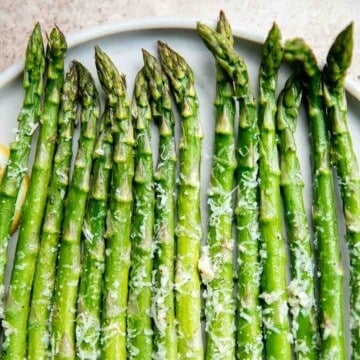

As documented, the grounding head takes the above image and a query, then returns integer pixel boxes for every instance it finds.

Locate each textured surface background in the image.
[0,0,359,89]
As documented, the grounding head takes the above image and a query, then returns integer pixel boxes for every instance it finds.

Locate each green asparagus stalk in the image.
[199,12,236,359]
[285,38,346,359]
[126,68,155,359]
[158,41,203,359]
[51,61,100,360]
[258,24,292,359]
[0,23,45,311]
[27,63,78,360]
[323,23,360,358]
[276,73,319,359]
[2,27,66,360]
[75,103,113,359]
[196,21,263,359]
[95,46,134,360]
[142,49,178,360]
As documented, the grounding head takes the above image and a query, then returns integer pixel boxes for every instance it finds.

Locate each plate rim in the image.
[0,16,359,100]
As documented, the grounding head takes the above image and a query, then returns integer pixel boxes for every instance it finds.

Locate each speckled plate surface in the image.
[0,19,359,355]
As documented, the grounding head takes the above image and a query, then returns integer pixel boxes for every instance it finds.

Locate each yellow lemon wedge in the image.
[0,144,29,234]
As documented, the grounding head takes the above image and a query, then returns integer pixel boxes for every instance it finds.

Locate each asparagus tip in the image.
[324,22,353,84]
[260,22,283,76]
[196,21,207,34]
[218,9,228,28]
[47,26,67,57]
[217,10,233,45]
[284,38,318,77]
[141,48,152,62]
[158,40,169,51]
[94,44,106,61]
[33,22,42,34]
[157,41,170,63]
[27,22,44,49]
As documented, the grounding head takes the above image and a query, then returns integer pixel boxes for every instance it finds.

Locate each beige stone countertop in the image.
[0,0,359,94]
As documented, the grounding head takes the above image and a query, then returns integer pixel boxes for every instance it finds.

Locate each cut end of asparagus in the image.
[260,22,283,77]
[324,22,353,85]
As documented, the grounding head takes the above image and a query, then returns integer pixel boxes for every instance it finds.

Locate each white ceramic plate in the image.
[0,18,359,354]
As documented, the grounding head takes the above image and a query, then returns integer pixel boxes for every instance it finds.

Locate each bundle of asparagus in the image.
[0,10,358,360]
[3,26,67,359]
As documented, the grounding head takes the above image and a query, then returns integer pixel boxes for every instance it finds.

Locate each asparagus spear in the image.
[0,23,45,311]
[323,23,360,358]
[28,63,78,360]
[95,46,134,360]
[2,27,66,360]
[196,21,263,359]
[158,41,203,359]
[51,61,100,360]
[257,24,292,359]
[126,68,155,359]
[75,103,113,358]
[198,12,236,359]
[142,49,178,360]
[285,38,346,359]
[276,73,319,359]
